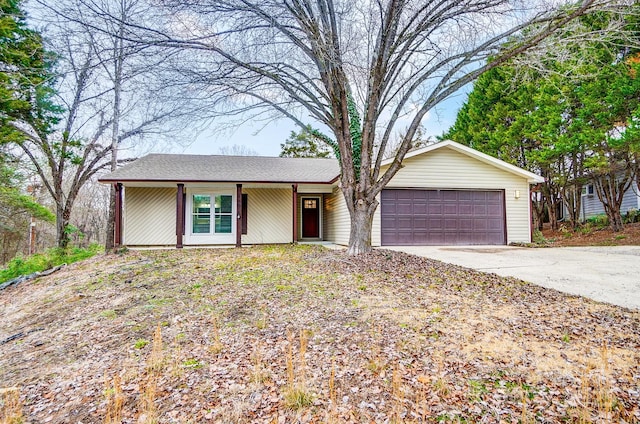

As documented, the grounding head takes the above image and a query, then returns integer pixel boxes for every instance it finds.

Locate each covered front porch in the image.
[112,182,337,248]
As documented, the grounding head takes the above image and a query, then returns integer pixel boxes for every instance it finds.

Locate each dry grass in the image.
[103,374,124,424]
[0,245,638,423]
[0,387,22,424]
[283,330,314,410]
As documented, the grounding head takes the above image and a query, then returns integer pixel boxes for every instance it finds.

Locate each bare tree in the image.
[80,0,610,254]
[218,144,260,156]
[70,177,110,247]
[29,0,199,249]
[7,34,115,248]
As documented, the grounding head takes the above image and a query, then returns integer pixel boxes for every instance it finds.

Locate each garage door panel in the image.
[381,202,396,214]
[412,232,429,244]
[381,189,505,245]
[413,218,427,229]
[396,191,411,199]
[444,219,458,230]
[381,218,397,229]
[427,218,442,228]
[474,219,488,230]
[488,219,503,230]
[413,203,427,214]
[442,191,458,201]
[397,218,413,229]
[473,191,487,201]
[459,219,473,230]
[473,205,487,215]
[428,204,442,214]
[457,191,472,201]
[427,232,445,244]
[458,204,473,215]
[488,204,502,215]
[397,202,413,214]
[443,204,458,214]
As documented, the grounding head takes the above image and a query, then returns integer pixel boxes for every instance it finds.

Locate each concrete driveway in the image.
[385,245,640,310]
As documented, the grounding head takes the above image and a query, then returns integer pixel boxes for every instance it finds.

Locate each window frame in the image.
[185,188,236,244]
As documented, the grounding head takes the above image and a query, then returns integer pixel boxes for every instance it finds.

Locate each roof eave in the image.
[381,140,544,183]
[97,178,340,185]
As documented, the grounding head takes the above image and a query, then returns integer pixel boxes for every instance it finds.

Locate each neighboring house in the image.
[98,140,544,248]
[580,180,640,220]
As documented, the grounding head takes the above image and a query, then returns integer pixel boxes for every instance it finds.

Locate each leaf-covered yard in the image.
[1,245,638,423]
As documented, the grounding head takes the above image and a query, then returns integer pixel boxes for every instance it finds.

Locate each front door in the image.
[301,198,320,238]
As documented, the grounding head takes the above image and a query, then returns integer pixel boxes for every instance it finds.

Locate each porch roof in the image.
[99,154,341,184]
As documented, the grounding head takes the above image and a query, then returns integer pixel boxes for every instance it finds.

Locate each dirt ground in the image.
[1,246,639,423]
[541,221,640,247]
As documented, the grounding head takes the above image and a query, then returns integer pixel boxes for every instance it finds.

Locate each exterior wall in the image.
[241,188,292,244]
[375,147,532,244]
[324,187,351,245]
[580,181,640,220]
[124,187,176,246]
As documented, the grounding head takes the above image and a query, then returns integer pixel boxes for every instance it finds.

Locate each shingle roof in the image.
[99,154,340,184]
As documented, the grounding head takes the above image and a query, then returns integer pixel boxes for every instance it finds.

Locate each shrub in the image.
[585,214,608,229]
[0,244,102,283]
[532,229,547,245]
[623,208,639,224]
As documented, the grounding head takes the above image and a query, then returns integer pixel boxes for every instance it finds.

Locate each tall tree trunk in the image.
[56,205,72,249]
[593,161,633,232]
[547,200,558,230]
[105,186,116,250]
[345,195,378,255]
[563,183,582,229]
[595,176,625,232]
[532,198,545,231]
[104,17,124,251]
[542,179,561,230]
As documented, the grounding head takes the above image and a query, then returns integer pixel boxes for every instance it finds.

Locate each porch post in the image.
[292,184,298,243]
[176,183,184,248]
[114,183,123,247]
[236,184,242,247]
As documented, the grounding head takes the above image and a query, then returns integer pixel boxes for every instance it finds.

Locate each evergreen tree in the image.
[445,11,640,231]
[0,0,56,259]
[0,0,57,141]
[280,125,334,158]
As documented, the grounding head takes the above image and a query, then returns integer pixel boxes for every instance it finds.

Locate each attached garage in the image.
[102,140,543,248]
[371,140,545,247]
[381,189,505,246]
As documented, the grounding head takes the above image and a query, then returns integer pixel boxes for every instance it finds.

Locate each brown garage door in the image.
[381,189,506,245]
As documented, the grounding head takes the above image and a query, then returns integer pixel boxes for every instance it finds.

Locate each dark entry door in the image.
[302,198,320,238]
[381,189,506,245]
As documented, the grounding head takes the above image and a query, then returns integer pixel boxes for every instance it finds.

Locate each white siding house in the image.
[100,140,543,248]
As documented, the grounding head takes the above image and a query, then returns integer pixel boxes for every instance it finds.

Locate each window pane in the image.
[215,195,232,214]
[215,215,232,233]
[193,215,210,233]
[193,195,211,214]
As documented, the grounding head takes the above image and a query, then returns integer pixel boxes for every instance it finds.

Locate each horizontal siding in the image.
[242,188,292,244]
[372,193,381,247]
[324,187,351,245]
[582,181,640,219]
[379,148,531,244]
[124,187,176,245]
[621,185,638,212]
